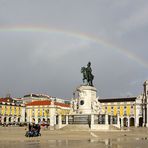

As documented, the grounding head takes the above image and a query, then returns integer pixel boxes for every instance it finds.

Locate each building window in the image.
[80,100,84,105]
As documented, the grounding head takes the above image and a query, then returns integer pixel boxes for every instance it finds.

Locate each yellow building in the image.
[25,100,70,127]
[99,96,143,127]
[0,98,25,125]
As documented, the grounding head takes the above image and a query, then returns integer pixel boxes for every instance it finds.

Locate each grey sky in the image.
[0,0,148,99]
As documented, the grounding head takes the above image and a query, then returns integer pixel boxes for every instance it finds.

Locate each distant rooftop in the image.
[98,97,137,103]
[24,93,51,99]
[26,100,70,108]
[0,97,13,103]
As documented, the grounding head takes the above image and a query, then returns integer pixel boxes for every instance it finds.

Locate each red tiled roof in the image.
[54,102,70,107]
[26,100,70,108]
[0,98,11,103]
[26,100,52,106]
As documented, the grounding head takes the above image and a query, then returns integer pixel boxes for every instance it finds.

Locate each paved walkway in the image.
[0,126,148,140]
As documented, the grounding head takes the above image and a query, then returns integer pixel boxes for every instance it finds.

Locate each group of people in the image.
[25,122,41,137]
[29,123,40,132]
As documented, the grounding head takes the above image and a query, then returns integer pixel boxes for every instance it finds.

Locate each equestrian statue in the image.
[81,62,94,86]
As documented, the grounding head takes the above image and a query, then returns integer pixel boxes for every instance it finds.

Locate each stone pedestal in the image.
[76,85,97,114]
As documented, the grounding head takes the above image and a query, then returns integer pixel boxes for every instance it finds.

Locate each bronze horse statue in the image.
[81,65,94,86]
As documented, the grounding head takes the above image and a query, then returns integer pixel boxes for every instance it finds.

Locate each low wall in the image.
[91,124,110,130]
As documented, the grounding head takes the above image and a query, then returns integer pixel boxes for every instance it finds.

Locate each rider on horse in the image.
[81,62,94,86]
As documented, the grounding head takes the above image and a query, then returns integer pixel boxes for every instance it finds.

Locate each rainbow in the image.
[0,25,147,68]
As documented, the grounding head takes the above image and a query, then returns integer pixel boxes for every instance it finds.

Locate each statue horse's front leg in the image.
[88,80,93,86]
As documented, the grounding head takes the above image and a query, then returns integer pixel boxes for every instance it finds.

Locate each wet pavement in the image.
[1,138,148,148]
[1,127,148,148]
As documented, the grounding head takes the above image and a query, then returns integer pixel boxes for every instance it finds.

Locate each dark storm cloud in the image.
[0,0,148,98]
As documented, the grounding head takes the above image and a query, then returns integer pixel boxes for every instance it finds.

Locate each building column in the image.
[105,114,108,125]
[143,80,148,127]
[16,117,19,123]
[58,115,62,129]
[21,107,25,123]
[50,115,55,127]
[135,103,141,127]
[49,107,56,130]
[90,114,94,129]
[117,115,120,127]
[127,117,130,128]
[121,118,124,127]
[1,116,4,124]
[54,116,57,125]
[146,104,148,127]
[66,115,68,125]
[110,115,113,125]
[11,117,14,123]
[143,106,146,127]
[135,116,139,127]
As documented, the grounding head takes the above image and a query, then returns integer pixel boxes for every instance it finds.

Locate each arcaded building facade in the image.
[98,96,143,127]
[25,100,70,127]
[0,98,25,125]
[98,80,148,127]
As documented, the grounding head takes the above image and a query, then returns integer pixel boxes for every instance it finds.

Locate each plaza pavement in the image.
[1,126,148,148]
[0,126,148,141]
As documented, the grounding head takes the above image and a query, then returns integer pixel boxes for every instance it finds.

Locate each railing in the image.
[94,115,105,124]
[68,115,90,124]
